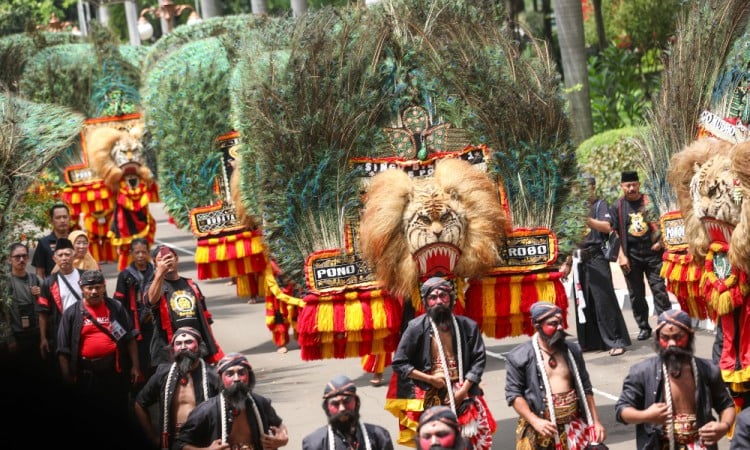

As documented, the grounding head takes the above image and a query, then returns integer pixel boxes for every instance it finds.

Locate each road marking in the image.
[487,350,621,401]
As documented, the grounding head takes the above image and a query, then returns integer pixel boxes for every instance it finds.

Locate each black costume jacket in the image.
[504,339,593,419]
[615,355,734,450]
[301,422,394,450]
[391,314,486,399]
[135,361,221,437]
[174,392,283,450]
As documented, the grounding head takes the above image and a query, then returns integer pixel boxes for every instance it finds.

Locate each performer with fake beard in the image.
[616,310,735,450]
[391,277,495,449]
[301,374,394,450]
[174,353,288,450]
[505,301,606,449]
[134,327,221,449]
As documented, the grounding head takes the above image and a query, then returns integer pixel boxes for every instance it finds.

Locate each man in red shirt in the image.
[57,270,142,416]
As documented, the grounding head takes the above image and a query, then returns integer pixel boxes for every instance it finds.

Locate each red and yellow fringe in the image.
[296,289,402,360]
[195,230,267,297]
[660,250,708,319]
[464,271,567,338]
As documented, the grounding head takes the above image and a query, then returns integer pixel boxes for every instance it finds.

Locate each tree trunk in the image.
[553,0,593,144]
[593,0,606,51]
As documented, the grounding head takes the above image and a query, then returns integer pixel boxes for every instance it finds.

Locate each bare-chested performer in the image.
[616,309,735,450]
[135,327,221,449]
[505,301,607,449]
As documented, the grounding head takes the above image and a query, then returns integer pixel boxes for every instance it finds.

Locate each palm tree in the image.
[554,0,593,144]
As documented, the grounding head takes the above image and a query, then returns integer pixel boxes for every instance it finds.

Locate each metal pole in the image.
[97,4,110,27]
[200,0,221,19]
[124,0,141,45]
[76,0,88,35]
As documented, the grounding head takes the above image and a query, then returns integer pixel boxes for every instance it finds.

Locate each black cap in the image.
[621,171,639,183]
[55,238,74,252]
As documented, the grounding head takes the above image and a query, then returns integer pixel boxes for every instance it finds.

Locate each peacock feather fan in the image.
[142,38,231,229]
[0,92,84,305]
[636,0,750,215]
[231,7,395,287]
[19,39,145,178]
[88,20,143,118]
[710,25,750,126]
[141,14,270,74]
[231,0,584,284]
[19,41,145,117]
[0,31,83,93]
[382,0,577,248]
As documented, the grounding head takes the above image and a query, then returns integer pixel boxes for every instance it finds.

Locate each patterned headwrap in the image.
[171,326,202,345]
[78,270,105,286]
[530,301,561,323]
[655,309,693,334]
[417,405,460,432]
[216,352,252,374]
[323,374,357,399]
[420,277,453,300]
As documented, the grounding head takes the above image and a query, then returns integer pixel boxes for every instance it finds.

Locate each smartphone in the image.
[159,246,171,258]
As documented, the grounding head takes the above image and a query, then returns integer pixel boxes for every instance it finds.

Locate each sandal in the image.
[609,347,625,356]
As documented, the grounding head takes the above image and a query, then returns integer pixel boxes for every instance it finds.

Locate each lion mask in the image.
[87,125,153,192]
[359,157,509,298]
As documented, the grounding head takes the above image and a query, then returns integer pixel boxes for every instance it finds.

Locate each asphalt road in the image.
[97,202,731,450]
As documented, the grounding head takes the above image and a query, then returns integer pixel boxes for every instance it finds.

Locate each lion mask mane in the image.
[87,125,153,192]
[668,137,750,273]
[359,158,509,298]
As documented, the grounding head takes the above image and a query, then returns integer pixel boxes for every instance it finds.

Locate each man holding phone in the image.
[144,245,224,366]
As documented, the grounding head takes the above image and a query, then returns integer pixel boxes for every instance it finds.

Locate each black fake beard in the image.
[224,382,251,410]
[427,304,452,327]
[660,346,692,378]
[329,409,360,435]
[174,350,200,377]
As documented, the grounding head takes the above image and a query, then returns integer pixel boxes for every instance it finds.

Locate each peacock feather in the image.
[383,0,576,235]
[142,17,286,229]
[230,0,580,286]
[232,6,393,286]
[141,14,270,73]
[637,0,750,214]
[88,21,143,118]
[0,92,84,305]
[0,31,83,93]
[710,27,750,126]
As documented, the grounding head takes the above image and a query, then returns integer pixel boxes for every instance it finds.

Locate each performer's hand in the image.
[261,425,289,449]
[430,374,447,390]
[208,439,230,450]
[592,420,606,443]
[530,415,557,438]
[645,402,670,425]
[698,420,730,446]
